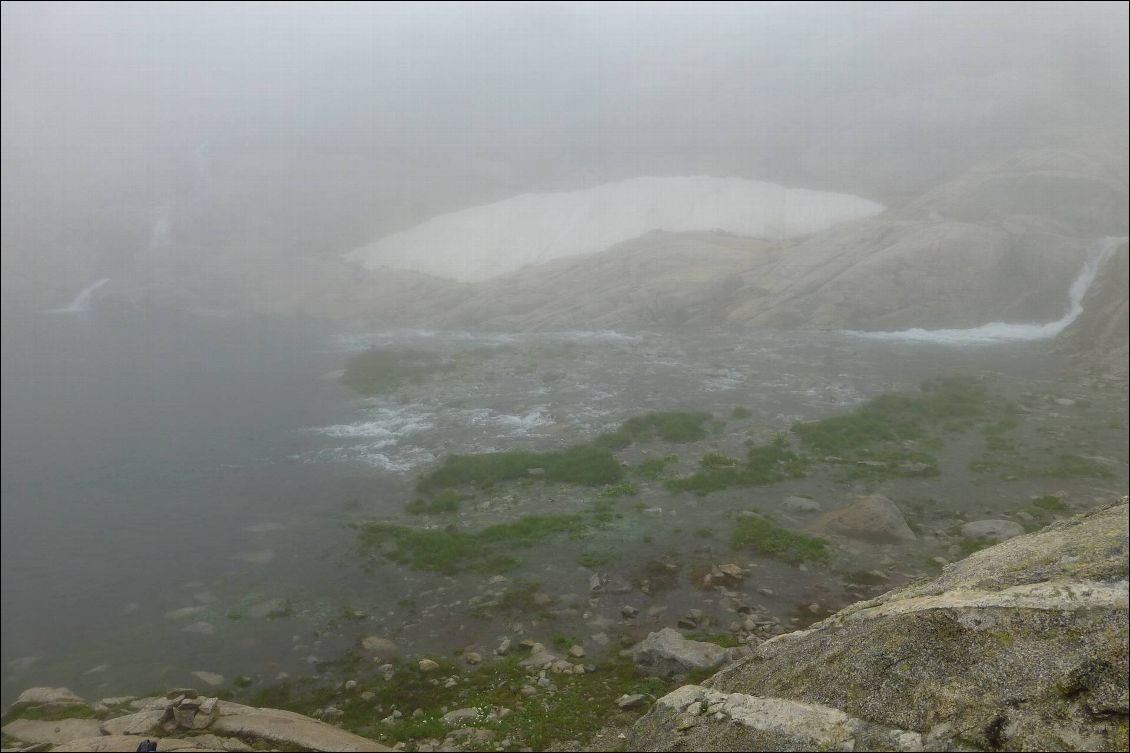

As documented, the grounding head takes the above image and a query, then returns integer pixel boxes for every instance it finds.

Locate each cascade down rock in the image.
[627,499,1129,751]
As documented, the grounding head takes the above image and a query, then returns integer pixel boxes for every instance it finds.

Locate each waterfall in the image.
[48,278,111,314]
[148,207,173,250]
[846,237,1124,345]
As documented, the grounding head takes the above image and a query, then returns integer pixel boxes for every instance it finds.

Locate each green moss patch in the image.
[417,444,623,493]
[731,515,828,564]
[357,515,586,574]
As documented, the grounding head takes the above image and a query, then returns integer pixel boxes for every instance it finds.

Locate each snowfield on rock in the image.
[347,176,885,282]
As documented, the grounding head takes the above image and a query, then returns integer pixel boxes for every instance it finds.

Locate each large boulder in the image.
[622,628,728,678]
[8,687,85,712]
[628,499,1129,751]
[209,701,390,752]
[960,518,1025,541]
[1,718,102,746]
[809,494,916,543]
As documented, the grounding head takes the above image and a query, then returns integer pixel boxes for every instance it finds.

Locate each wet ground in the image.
[3,320,1126,705]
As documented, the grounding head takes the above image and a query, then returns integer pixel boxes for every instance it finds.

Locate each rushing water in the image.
[846,236,1123,344]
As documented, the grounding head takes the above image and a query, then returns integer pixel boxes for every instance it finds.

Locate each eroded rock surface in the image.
[628,499,1129,752]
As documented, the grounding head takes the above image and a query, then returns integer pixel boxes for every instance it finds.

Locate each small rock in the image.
[616,693,649,709]
[495,638,511,655]
[361,636,399,656]
[464,652,482,665]
[568,645,586,658]
[418,659,440,672]
[183,621,216,635]
[192,671,225,687]
[621,605,639,618]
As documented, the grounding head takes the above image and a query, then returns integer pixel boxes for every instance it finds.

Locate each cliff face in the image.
[627,500,1129,752]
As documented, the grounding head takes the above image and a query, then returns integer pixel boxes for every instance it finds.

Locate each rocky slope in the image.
[626,499,1129,752]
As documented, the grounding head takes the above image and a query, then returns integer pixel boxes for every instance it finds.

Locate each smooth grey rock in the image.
[2,718,102,746]
[960,519,1025,541]
[622,628,727,678]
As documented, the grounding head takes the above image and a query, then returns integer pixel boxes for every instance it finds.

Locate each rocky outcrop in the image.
[2,689,391,752]
[627,499,1129,752]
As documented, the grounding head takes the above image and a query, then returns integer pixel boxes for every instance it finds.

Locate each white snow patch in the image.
[347,176,884,282]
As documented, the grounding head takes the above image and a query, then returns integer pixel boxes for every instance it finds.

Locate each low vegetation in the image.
[665,435,809,495]
[793,375,990,455]
[730,514,828,564]
[595,411,712,448]
[417,444,623,493]
[238,654,673,750]
[356,515,586,573]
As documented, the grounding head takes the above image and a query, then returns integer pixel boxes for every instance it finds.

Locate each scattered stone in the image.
[621,605,640,618]
[757,587,775,597]
[464,652,482,665]
[617,694,650,709]
[418,658,440,672]
[495,638,511,655]
[568,645,586,658]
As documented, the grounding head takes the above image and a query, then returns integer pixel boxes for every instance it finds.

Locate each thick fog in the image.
[3,2,1127,311]
[1,2,1128,742]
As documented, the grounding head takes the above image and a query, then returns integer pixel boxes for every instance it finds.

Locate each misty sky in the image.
[2,2,1128,304]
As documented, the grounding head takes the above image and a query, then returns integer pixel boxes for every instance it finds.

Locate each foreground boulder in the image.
[3,692,392,752]
[623,628,729,678]
[809,493,917,543]
[628,499,1129,751]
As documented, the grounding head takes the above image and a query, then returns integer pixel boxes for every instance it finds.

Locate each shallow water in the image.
[0,309,1101,705]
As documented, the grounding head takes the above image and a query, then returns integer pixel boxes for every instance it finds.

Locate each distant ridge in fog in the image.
[347,176,885,282]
